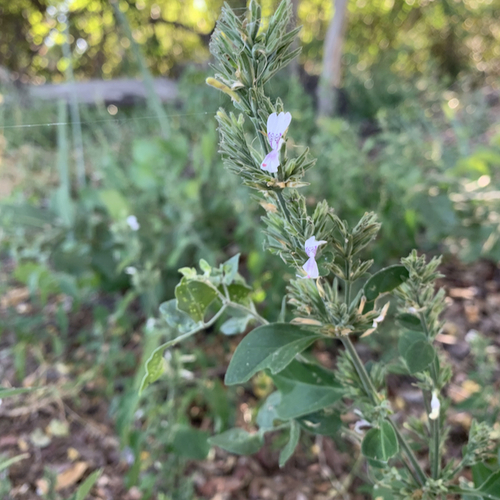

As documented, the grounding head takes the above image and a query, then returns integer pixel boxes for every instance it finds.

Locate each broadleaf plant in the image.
[142,1,499,497]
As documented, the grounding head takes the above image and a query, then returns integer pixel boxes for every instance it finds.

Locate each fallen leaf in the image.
[55,461,89,490]
[30,428,51,448]
[46,419,70,437]
[0,287,29,308]
[67,447,80,461]
[448,287,477,299]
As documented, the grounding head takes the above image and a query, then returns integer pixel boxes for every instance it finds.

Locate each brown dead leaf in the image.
[1,287,29,309]
[259,201,277,213]
[55,461,89,490]
[464,303,480,323]
[435,333,457,345]
[448,287,477,299]
[67,447,80,461]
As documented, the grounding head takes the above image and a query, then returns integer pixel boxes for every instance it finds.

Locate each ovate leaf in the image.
[159,299,199,333]
[256,391,281,430]
[220,314,252,335]
[361,421,399,463]
[209,428,264,455]
[139,347,166,394]
[273,360,344,420]
[296,409,342,436]
[225,323,322,386]
[175,279,217,322]
[171,425,210,460]
[364,265,409,302]
[398,331,435,374]
[405,341,436,374]
[222,254,240,285]
[396,313,423,332]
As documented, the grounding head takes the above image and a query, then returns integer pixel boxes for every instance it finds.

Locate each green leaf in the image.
[398,330,427,357]
[372,484,395,500]
[99,189,129,219]
[139,347,166,394]
[222,254,240,285]
[171,425,210,460]
[406,341,435,374]
[273,360,344,420]
[398,331,435,374]
[175,279,218,322]
[0,387,33,398]
[361,421,399,463]
[473,463,496,487]
[159,299,199,333]
[296,409,342,436]
[256,391,281,430]
[209,428,264,455]
[364,265,409,302]
[279,420,300,467]
[396,313,424,332]
[220,314,252,335]
[0,453,29,473]
[225,283,252,305]
[477,470,500,499]
[224,323,322,386]
[74,469,102,500]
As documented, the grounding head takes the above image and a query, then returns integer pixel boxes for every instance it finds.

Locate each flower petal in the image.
[429,391,440,420]
[261,149,280,173]
[276,112,292,135]
[304,236,327,258]
[302,257,320,279]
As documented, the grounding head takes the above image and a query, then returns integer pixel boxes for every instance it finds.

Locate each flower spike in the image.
[261,111,292,173]
[301,236,327,279]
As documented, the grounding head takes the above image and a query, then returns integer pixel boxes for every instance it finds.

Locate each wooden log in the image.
[27,78,179,105]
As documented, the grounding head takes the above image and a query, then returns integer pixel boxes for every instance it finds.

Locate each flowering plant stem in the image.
[420,310,442,480]
[341,330,427,486]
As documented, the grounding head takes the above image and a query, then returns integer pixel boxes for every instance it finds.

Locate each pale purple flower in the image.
[126,215,140,231]
[261,111,292,174]
[301,236,327,279]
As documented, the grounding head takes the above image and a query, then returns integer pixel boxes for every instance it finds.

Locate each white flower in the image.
[429,391,440,420]
[372,302,390,328]
[261,111,292,173]
[301,236,327,279]
[125,266,137,275]
[126,215,140,231]
[354,419,371,434]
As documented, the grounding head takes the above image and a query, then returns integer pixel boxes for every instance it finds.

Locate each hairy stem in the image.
[419,311,442,480]
[341,336,427,486]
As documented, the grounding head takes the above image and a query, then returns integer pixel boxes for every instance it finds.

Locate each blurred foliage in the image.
[0,0,498,112]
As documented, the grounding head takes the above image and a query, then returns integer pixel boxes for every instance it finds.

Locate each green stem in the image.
[227,301,269,325]
[429,361,441,479]
[220,283,268,325]
[341,336,426,486]
[344,262,351,304]
[420,312,442,480]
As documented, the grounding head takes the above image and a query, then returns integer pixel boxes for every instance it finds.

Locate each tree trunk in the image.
[317,0,349,117]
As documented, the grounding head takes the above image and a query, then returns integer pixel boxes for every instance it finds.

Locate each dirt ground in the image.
[1,256,499,500]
